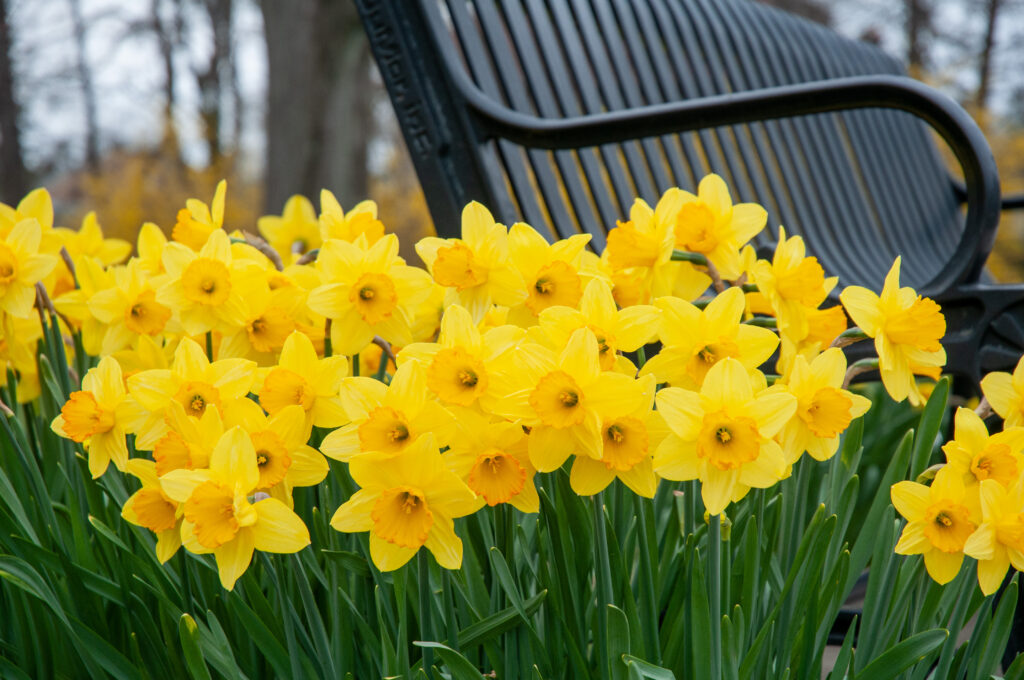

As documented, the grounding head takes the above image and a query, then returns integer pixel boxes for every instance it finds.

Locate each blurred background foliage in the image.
[0,0,1021,271]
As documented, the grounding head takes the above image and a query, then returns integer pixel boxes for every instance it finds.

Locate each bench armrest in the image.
[953,182,1024,210]
[420,2,1000,294]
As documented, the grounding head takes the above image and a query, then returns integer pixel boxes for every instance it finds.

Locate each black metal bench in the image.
[355,0,1024,388]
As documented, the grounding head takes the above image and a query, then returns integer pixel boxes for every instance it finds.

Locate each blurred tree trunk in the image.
[69,0,100,171]
[261,0,370,213]
[975,0,1003,110]
[0,0,28,203]
[198,0,234,163]
[905,0,932,73]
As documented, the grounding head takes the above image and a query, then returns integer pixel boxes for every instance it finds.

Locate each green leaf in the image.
[178,614,213,680]
[855,629,948,680]
[458,590,547,650]
[414,641,485,680]
[321,549,371,578]
[973,577,1018,680]
[608,604,630,680]
[226,593,293,678]
[621,655,676,679]
[910,376,950,479]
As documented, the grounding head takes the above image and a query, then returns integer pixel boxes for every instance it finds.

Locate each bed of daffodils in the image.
[2,175,1024,678]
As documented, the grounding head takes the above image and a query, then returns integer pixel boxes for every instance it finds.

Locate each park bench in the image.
[354,0,1024,389]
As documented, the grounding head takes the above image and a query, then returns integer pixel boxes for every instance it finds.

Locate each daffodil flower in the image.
[892,465,978,585]
[258,194,321,263]
[415,202,526,321]
[257,330,348,433]
[331,434,478,571]
[530,278,660,373]
[641,286,778,390]
[443,407,538,513]
[507,222,591,319]
[126,337,256,448]
[161,427,311,590]
[0,218,58,319]
[570,374,668,498]
[964,478,1024,595]
[172,180,226,251]
[840,257,946,406]
[121,459,182,564]
[398,304,523,409]
[654,358,796,515]
[51,356,134,478]
[88,258,173,355]
[776,349,871,463]
[942,407,1024,497]
[159,228,267,336]
[981,355,1024,428]
[318,190,385,245]
[749,227,836,339]
[488,328,649,472]
[223,399,329,505]
[306,234,434,355]
[319,361,454,461]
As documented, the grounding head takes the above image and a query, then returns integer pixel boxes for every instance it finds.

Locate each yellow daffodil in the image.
[258,195,321,262]
[507,222,591,319]
[136,222,168,276]
[172,180,226,250]
[257,331,348,433]
[55,211,132,267]
[529,279,660,373]
[604,191,711,304]
[776,349,871,463]
[942,407,1024,496]
[319,361,453,461]
[443,408,538,513]
[52,255,114,356]
[671,174,767,280]
[981,355,1024,428]
[654,358,796,515]
[415,202,526,321]
[330,433,478,571]
[397,304,523,409]
[776,304,848,376]
[0,314,45,402]
[570,374,667,498]
[223,399,329,504]
[318,190,385,244]
[749,227,836,338]
[0,188,61,255]
[640,286,778,389]
[151,401,224,475]
[87,259,173,355]
[126,337,256,448]
[892,465,978,585]
[218,284,302,365]
[51,356,133,478]
[161,427,311,590]
[0,218,59,319]
[121,459,182,563]
[159,228,266,336]
[964,478,1024,595]
[840,257,946,406]
[488,328,649,471]
[306,234,434,355]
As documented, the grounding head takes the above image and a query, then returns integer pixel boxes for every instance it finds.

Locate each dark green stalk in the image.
[324,319,333,357]
[636,496,661,664]
[353,354,360,377]
[418,551,434,675]
[709,514,723,680]
[593,493,613,680]
[204,331,213,361]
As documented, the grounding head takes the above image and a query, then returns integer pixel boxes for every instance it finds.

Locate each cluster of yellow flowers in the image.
[0,174,988,591]
[892,362,1024,595]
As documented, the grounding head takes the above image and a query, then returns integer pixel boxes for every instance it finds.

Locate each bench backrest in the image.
[358,0,967,291]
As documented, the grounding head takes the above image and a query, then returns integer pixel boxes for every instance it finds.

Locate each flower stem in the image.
[324,319,332,357]
[709,513,723,680]
[593,493,613,680]
[636,496,661,664]
[418,551,433,675]
[204,331,213,361]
